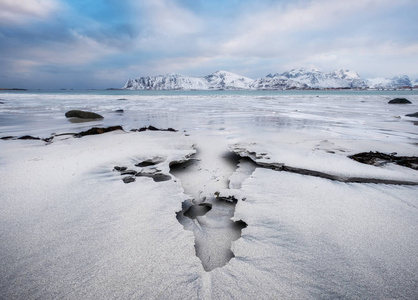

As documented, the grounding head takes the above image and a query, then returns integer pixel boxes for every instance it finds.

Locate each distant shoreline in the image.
[0,88,27,91]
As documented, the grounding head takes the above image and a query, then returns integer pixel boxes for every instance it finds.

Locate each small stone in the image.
[135,161,157,167]
[114,166,127,172]
[122,176,136,183]
[121,170,137,175]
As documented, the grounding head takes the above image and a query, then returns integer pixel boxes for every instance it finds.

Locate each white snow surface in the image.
[232,169,418,299]
[1,91,418,299]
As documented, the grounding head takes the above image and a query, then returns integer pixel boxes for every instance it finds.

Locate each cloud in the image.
[220,0,402,56]
[135,0,203,37]
[1,0,417,88]
[126,0,207,54]
[0,0,59,25]
[26,30,117,65]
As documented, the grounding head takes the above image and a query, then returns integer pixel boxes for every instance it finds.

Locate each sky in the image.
[0,0,417,89]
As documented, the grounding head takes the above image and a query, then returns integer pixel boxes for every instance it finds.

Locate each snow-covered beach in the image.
[1,90,418,299]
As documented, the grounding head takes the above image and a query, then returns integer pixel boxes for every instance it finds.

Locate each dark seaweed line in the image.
[0,125,178,143]
[236,155,418,186]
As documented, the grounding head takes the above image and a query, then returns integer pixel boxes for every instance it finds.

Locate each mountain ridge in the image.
[123,69,417,90]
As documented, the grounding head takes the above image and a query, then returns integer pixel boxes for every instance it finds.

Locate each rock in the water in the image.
[114,109,124,113]
[388,98,412,104]
[405,112,418,118]
[65,110,104,119]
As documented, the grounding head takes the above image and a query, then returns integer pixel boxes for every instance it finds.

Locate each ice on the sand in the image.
[231,128,418,183]
[1,92,418,299]
[0,131,205,298]
[231,169,418,299]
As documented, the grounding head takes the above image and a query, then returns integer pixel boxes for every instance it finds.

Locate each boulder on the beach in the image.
[65,110,103,119]
[405,112,418,118]
[388,98,412,104]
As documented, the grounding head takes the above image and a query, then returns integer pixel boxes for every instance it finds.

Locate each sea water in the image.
[1,89,417,138]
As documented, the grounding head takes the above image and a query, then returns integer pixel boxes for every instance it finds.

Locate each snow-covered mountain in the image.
[123,71,252,90]
[250,76,308,90]
[123,69,413,90]
[204,71,253,89]
[265,68,368,89]
[123,73,208,90]
[367,75,412,89]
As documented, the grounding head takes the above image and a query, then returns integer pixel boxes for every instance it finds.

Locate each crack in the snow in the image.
[231,148,418,186]
[170,149,250,272]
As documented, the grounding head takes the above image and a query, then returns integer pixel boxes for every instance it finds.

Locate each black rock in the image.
[405,112,418,118]
[150,174,171,182]
[122,176,136,183]
[114,166,127,172]
[77,126,123,137]
[388,98,412,104]
[65,110,104,119]
[135,161,158,167]
[120,170,137,175]
[135,157,165,167]
[18,135,41,140]
[1,136,15,140]
[130,126,178,132]
[349,151,418,170]
[114,109,124,113]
